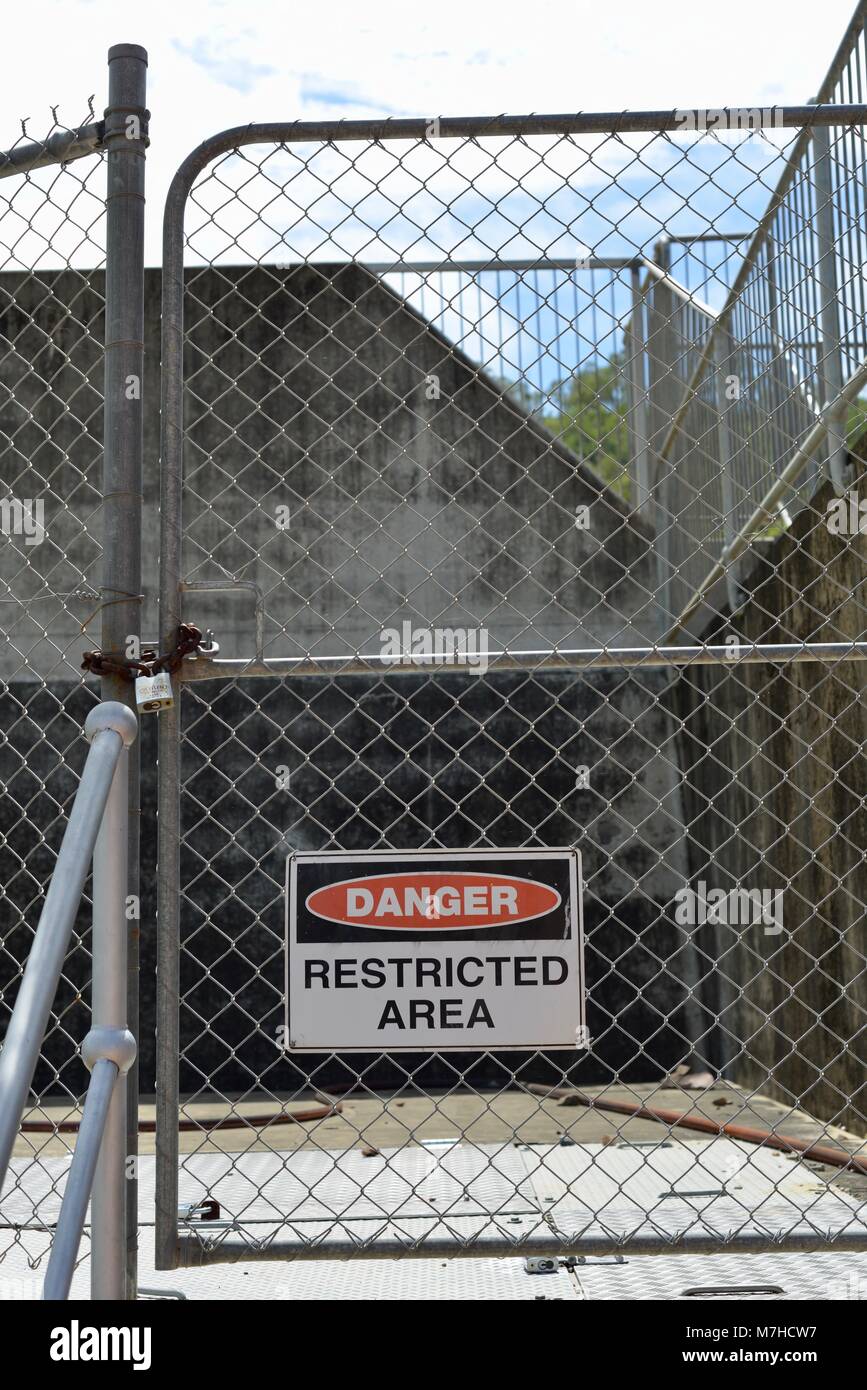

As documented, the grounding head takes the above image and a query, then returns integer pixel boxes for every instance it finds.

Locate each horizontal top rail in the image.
[177,641,867,680]
[330,256,639,274]
[165,103,867,228]
[0,122,104,179]
[178,105,867,150]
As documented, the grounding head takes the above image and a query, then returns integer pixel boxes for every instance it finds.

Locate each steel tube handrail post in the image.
[42,1058,119,1301]
[0,704,136,1198]
[812,119,847,491]
[714,326,742,614]
[649,241,678,624]
[627,265,651,515]
[88,707,137,1300]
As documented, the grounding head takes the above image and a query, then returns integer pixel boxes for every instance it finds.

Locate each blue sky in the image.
[1,0,861,400]
[4,0,857,260]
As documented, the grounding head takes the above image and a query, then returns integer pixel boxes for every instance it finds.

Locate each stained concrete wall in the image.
[674,447,867,1132]
[0,263,662,681]
[0,264,702,1094]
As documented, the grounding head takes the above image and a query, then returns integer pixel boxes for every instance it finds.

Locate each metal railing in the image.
[650,3,867,631]
[0,702,137,1300]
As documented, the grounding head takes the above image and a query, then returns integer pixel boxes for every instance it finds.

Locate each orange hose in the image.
[527,1084,867,1175]
[20,1102,342,1134]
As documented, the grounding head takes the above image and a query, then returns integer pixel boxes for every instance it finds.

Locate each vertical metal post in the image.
[155,159,190,1273]
[89,724,132,1300]
[627,265,650,515]
[43,1059,119,1301]
[812,121,847,491]
[0,710,133,1198]
[764,238,798,524]
[765,237,785,460]
[714,326,742,615]
[648,239,678,625]
[102,42,148,1300]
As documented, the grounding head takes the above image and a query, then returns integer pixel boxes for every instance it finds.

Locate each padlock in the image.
[134,671,174,713]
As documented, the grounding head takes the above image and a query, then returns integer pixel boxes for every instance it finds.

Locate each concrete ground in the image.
[5,1081,867,1299]
[15,1079,867,1184]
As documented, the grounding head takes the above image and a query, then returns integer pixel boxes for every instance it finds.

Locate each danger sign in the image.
[284,849,585,1051]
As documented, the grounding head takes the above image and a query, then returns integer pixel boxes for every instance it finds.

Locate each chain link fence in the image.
[653,8,867,631]
[2,22,867,1287]
[0,107,107,1276]
[154,67,867,1263]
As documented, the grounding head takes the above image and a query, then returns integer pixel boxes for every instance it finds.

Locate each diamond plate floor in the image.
[1,1139,866,1299]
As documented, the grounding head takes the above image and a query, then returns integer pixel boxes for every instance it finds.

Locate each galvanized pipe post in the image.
[43,1058,121,1301]
[812,118,847,491]
[647,238,678,623]
[627,265,651,515]
[0,708,133,1200]
[102,42,148,1300]
[714,326,742,615]
[87,705,138,1300]
[155,142,190,1276]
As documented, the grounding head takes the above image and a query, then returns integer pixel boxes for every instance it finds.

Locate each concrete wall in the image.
[0,264,703,1095]
[674,449,867,1132]
[179,263,663,657]
[0,263,662,682]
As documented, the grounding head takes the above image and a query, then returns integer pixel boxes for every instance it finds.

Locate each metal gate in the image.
[154,41,867,1265]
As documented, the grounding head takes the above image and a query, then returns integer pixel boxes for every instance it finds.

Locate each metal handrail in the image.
[664,351,867,640]
[638,257,718,322]
[0,701,138,1300]
[43,1058,119,1300]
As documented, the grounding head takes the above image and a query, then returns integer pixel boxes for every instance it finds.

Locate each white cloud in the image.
[1,0,855,251]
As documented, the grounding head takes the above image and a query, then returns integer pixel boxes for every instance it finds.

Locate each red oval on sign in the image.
[305,871,562,931]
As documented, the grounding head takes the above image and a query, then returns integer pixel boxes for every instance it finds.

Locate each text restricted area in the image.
[285,849,585,1050]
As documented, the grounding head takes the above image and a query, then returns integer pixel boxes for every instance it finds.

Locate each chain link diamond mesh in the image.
[155,75,867,1264]
[0,107,106,1274]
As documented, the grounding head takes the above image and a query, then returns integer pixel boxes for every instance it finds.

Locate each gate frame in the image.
[155,104,867,1272]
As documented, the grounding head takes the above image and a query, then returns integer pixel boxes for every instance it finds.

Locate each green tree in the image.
[544,353,631,500]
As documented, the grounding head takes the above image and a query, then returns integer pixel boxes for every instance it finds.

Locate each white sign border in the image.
[284,846,585,1052]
